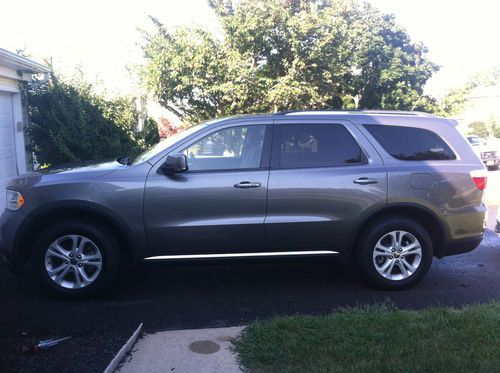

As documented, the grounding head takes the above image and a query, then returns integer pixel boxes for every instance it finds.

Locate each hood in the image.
[7,159,125,189]
[39,159,123,175]
[470,144,482,156]
[471,143,497,155]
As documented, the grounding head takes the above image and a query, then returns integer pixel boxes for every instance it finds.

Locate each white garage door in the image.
[0,92,17,212]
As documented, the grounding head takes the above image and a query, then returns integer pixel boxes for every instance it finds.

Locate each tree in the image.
[466,117,499,139]
[140,0,438,123]
[469,121,489,138]
[485,117,498,138]
[28,73,160,166]
[440,66,500,117]
[158,117,182,138]
[494,125,500,139]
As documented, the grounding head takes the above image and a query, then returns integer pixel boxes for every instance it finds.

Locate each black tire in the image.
[487,165,499,171]
[356,217,433,290]
[32,220,121,299]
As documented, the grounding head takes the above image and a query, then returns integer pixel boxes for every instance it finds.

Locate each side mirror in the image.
[161,153,188,174]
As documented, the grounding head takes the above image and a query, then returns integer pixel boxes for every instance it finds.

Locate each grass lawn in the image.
[233,303,500,372]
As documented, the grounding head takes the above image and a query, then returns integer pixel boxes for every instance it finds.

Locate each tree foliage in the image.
[440,66,500,117]
[469,117,500,138]
[28,74,159,166]
[158,117,182,138]
[469,121,489,138]
[140,0,439,122]
[495,125,500,139]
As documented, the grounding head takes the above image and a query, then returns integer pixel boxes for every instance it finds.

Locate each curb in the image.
[103,323,143,373]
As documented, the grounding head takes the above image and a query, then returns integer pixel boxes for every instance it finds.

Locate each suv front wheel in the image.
[32,220,121,299]
[357,217,433,290]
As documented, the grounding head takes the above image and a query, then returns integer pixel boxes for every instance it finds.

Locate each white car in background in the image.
[466,136,500,171]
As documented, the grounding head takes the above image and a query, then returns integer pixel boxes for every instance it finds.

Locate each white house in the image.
[0,48,50,211]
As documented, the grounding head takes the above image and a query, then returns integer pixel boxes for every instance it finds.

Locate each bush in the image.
[27,74,159,166]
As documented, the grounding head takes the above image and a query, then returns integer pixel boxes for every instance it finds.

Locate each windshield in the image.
[467,136,482,146]
[133,123,207,164]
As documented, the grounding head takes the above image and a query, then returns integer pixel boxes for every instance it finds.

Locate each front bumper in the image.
[0,208,26,264]
[0,220,25,276]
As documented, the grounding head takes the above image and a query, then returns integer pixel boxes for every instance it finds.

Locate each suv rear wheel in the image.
[32,220,121,299]
[357,217,433,290]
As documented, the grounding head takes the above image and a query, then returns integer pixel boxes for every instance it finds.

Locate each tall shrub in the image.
[28,74,159,166]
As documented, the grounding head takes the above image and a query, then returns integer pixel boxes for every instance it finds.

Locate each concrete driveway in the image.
[1,176,499,372]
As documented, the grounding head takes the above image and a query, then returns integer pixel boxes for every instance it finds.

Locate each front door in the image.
[265,119,387,254]
[144,122,271,256]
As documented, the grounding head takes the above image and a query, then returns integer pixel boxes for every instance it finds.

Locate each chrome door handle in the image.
[234,181,261,189]
[353,177,378,185]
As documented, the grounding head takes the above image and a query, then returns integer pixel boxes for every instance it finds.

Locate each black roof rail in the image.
[272,109,349,116]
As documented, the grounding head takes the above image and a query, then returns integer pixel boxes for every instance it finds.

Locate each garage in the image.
[0,92,16,211]
[0,48,50,211]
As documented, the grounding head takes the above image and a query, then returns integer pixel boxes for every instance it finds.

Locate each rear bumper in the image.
[482,157,500,167]
[440,235,483,257]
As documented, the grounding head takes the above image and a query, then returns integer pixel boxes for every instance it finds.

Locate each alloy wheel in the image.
[372,230,422,281]
[44,235,103,289]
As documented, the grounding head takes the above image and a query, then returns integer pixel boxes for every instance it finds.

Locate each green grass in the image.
[233,303,500,373]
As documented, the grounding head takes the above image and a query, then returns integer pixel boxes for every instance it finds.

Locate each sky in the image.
[1,0,499,98]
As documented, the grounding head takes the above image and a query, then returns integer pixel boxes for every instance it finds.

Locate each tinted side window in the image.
[364,125,456,161]
[183,125,266,171]
[279,124,364,168]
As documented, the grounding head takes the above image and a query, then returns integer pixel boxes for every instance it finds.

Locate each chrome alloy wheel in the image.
[44,235,103,289]
[372,230,422,281]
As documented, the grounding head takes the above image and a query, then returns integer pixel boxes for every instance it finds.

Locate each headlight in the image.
[6,190,24,211]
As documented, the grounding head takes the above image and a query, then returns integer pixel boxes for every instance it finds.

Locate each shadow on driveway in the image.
[0,208,499,373]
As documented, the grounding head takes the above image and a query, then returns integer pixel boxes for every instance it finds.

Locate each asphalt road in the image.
[0,204,499,372]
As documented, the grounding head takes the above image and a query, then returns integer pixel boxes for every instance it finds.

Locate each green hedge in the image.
[27,75,159,166]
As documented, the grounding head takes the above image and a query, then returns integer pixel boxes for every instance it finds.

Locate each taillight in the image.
[470,169,487,191]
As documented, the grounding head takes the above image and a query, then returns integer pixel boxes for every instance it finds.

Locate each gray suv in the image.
[0,111,487,298]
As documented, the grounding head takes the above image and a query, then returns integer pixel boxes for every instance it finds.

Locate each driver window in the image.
[182,125,266,171]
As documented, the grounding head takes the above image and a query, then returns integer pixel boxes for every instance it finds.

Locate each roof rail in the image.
[275,110,435,117]
[274,110,348,116]
[360,110,435,117]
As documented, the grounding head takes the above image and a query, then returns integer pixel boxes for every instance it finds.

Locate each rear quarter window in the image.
[364,125,456,161]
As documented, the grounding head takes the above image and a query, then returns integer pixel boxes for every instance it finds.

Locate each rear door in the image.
[265,119,387,254]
